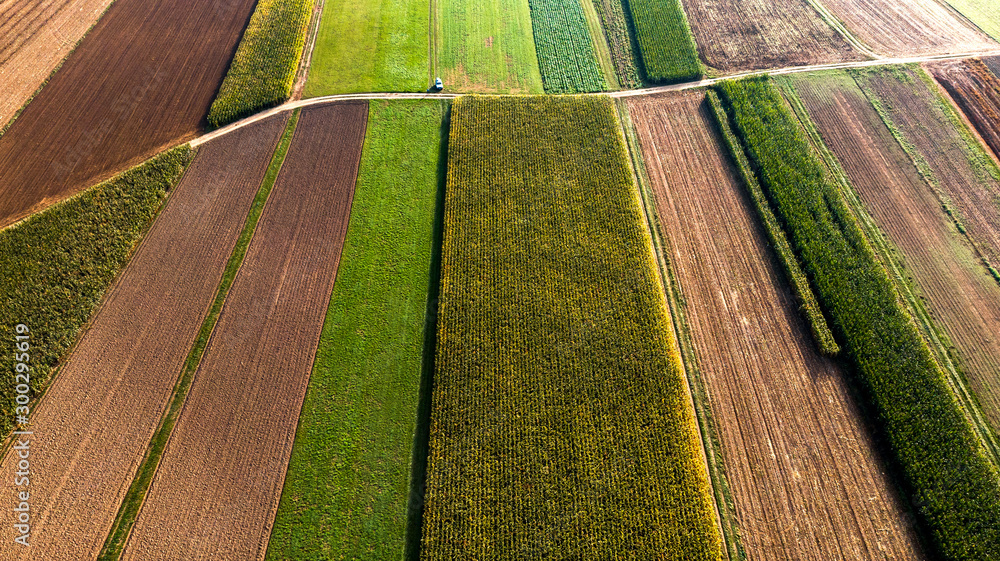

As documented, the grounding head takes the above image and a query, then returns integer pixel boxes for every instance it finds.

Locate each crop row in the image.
[206,0,311,128]
[589,0,643,88]
[528,0,606,93]
[705,90,839,356]
[627,0,700,83]
[0,146,193,438]
[421,95,721,559]
[715,76,1000,561]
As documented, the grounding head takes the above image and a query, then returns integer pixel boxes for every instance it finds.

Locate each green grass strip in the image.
[705,89,839,357]
[627,0,701,83]
[207,0,311,127]
[716,75,1000,561]
[97,111,300,560]
[527,0,607,93]
[265,100,448,560]
[0,146,193,440]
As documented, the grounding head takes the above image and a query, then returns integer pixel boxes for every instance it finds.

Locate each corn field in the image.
[420,95,722,559]
[627,0,700,83]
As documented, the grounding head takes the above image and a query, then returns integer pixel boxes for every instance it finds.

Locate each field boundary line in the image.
[291,0,327,100]
[803,0,880,59]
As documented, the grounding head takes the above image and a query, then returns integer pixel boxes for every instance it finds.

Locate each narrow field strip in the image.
[528,0,606,93]
[207,0,311,127]
[717,75,1000,561]
[0,114,287,558]
[627,90,924,561]
[121,102,368,560]
[627,0,700,83]
[266,99,448,560]
[305,0,429,96]
[421,95,721,559]
[589,0,643,88]
[0,0,260,229]
[99,111,298,561]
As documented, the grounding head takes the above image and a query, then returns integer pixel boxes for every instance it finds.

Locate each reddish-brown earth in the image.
[120,102,368,560]
[0,114,288,560]
[626,91,926,560]
[0,0,260,230]
[929,59,1000,162]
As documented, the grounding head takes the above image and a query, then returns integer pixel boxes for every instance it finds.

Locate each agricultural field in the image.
[0,114,288,557]
[421,95,721,559]
[266,100,448,560]
[627,0,700,82]
[818,0,995,57]
[305,0,428,96]
[436,0,544,93]
[528,0,606,93]
[589,0,642,88]
[207,0,312,127]
[626,90,924,560]
[120,103,368,560]
[944,0,1000,42]
[0,0,259,229]
[930,59,1000,161]
[0,0,112,128]
[680,0,863,72]
[716,75,1000,560]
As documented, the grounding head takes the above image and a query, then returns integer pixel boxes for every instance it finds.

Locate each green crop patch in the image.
[716,76,1000,561]
[207,0,311,127]
[528,0,606,93]
[590,0,643,88]
[306,0,429,96]
[0,146,193,438]
[421,95,722,559]
[944,0,1000,42]
[266,100,448,560]
[627,0,700,83]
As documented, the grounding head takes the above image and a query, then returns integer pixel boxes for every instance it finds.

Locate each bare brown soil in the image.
[626,91,926,561]
[0,0,260,230]
[792,70,1000,438]
[0,115,288,560]
[929,59,1000,163]
[985,55,1000,79]
[120,102,368,561]
[681,0,863,72]
[0,0,112,126]
[819,0,995,57]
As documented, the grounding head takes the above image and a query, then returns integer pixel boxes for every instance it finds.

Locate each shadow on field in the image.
[405,100,452,561]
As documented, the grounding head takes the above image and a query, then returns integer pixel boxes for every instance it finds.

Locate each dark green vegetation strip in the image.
[705,90,839,357]
[421,95,722,559]
[627,0,700,83]
[528,0,606,93]
[98,112,299,560]
[0,146,192,439]
[715,76,1000,561]
[207,0,311,127]
[266,100,447,560]
[591,0,643,88]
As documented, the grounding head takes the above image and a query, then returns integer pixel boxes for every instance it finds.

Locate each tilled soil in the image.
[120,102,368,561]
[0,114,288,560]
[929,59,1000,164]
[627,91,927,561]
[0,0,260,229]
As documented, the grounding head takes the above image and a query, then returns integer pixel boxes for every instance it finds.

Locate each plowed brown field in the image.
[929,59,1000,161]
[791,70,1000,438]
[681,0,863,72]
[0,114,288,560]
[819,0,995,57]
[0,0,112,127]
[120,102,368,561]
[0,0,260,230]
[626,91,925,560]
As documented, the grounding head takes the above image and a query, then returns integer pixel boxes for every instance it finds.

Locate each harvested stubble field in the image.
[818,0,995,57]
[930,60,1000,163]
[121,102,368,561]
[527,0,606,93]
[626,91,925,561]
[793,69,1000,438]
[0,0,260,229]
[681,0,862,72]
[422,95,721,559]
[0,0,112,127]
[0,116,287,559]
[436,0,544,93]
